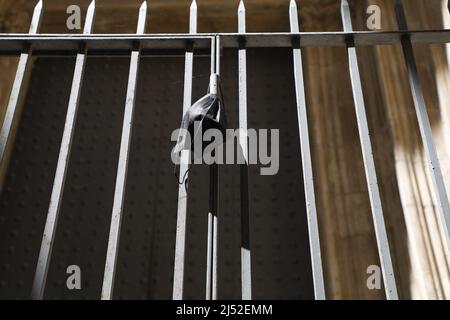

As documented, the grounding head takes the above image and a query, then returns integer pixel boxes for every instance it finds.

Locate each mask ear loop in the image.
[174,164,191,192]
[174,84,215,192]
[174,115,207,192]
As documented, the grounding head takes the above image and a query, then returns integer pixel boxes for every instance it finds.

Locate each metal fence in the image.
[0,0,449,300]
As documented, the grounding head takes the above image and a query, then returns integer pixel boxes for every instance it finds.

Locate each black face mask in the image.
[173,82,228,186]
[173,88,227,157]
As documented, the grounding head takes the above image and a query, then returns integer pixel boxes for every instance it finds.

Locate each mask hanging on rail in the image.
[173,74,228,185]
[173,74,227,158]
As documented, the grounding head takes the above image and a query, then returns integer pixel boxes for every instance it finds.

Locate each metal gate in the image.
[0,0,449,300]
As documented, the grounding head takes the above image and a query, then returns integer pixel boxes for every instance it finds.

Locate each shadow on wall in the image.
[331,0,450,299]
[372,0,450,300]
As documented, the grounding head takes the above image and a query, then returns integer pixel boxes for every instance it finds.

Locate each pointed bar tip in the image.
[189,0,197,33]
[88,0,96,10]
[289,0,297,9]
[341,0,349,13]
[32,0,43,16]
[136,0,148,34]
[83,0,96,34]
[29,0,43,34]
[238,0,245,11]
[34,0,43,9]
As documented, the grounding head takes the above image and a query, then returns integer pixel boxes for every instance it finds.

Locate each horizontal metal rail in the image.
[1,30,450,54]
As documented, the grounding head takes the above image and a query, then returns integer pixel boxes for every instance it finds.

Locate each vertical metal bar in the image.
[206,184,213,300]
[206,36,219,301]
[205,36,215,301]
[206,163,219,300]
[215,36,220,75]
[341,0,398,300]
[31,0,96,300]
[0,0,43,185]
[210,37,216,75]
[237,0,252,301]
[213,36,221,300]
[395,0,450,254]
[289,0,325,300]
[101,1,148,300]
[172,0,197,300]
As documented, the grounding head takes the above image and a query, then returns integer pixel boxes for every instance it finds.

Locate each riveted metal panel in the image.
[44,57,130,300]
[114,55,186,299]
[246,48,313,299]
[0,48,314,300]
[0,57,74,299]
